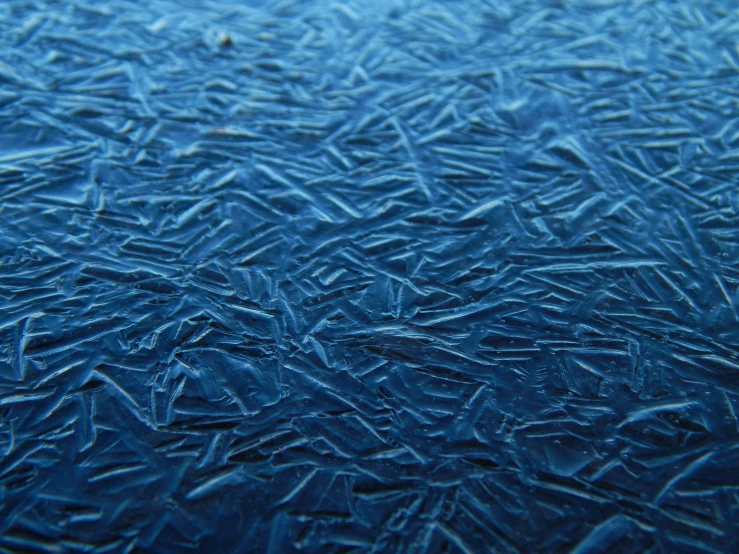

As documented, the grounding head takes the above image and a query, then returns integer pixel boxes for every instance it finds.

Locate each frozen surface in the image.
[1,0,739,552]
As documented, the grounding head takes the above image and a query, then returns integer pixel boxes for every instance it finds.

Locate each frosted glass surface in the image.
[1,1,738,552]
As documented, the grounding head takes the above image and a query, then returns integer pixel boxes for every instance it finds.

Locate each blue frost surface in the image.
[1,0,739,552]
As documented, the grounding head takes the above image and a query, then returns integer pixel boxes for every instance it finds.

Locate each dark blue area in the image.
[1,0,739,552]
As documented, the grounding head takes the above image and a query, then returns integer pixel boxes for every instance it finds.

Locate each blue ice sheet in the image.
[1,0,739,552]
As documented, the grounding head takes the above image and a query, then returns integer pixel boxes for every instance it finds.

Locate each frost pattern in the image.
[1,0,739,552]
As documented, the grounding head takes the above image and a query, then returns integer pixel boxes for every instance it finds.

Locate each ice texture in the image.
[1,0,739,552]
